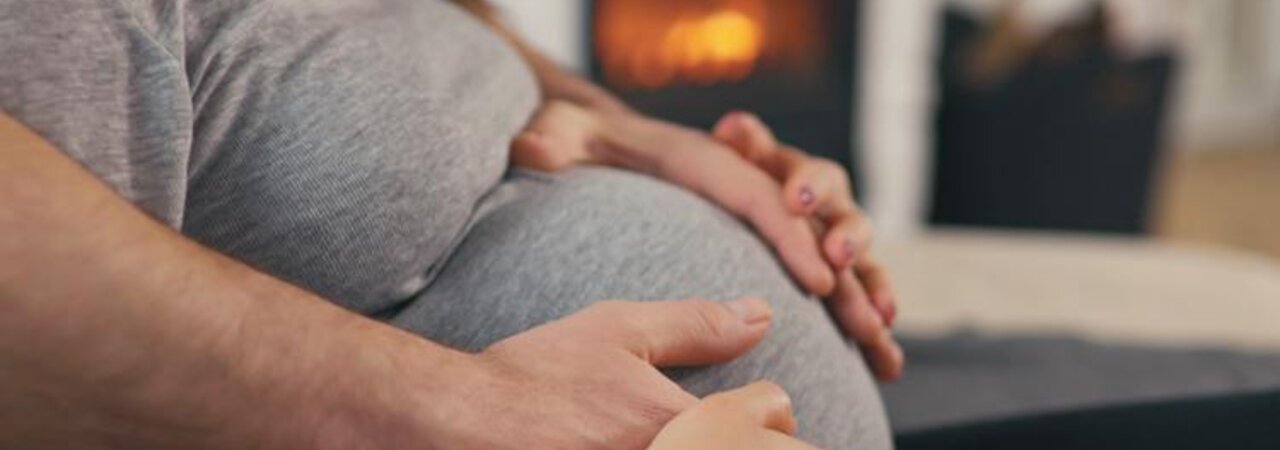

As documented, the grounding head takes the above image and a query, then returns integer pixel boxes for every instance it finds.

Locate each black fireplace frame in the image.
[584,0,863,196]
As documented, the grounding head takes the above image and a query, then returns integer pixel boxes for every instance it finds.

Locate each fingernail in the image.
[843,239,857,260]
[725,298,772,325]
[885,342,905,381]
[798,186,815,207]
[880,298,897,326]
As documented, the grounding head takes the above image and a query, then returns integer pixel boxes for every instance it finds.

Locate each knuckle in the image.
[587,300,629,316]
[816,159,846,179]
[811,159,853,191]
[687,300,735,340]
[840,216,873,243]
[815,158,844,175]
[854,312,885,342]
[755,381,788,400]
[699,394,741,415]
[584,301,644,335]
[633,394,687,425]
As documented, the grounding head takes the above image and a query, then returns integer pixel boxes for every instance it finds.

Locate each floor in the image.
[883,147,1280,431]
[1154,144,1280,260]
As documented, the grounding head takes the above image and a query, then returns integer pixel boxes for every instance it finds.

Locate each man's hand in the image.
[648,382,821,450]
[510,102,903,380]
[435,298,774,450]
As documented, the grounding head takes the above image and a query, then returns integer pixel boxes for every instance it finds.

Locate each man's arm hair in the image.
[0,113,464,449]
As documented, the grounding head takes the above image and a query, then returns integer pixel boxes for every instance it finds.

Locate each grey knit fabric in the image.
[0,0,539,312]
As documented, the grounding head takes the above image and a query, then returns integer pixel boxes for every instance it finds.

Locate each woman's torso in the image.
[1,0,539,312]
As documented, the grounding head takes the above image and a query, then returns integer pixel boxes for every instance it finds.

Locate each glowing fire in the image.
[597,0,769,89]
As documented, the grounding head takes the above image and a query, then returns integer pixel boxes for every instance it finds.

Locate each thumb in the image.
[509,101,598,171]
[510,131,573,171]
[583,298,772,367]
[701,381,798,436]
[712,111,778,164]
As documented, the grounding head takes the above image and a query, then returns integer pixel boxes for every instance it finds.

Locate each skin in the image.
[0,113,770,449]
[647,382,821,450]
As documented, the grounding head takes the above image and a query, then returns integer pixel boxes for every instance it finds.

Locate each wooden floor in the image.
[1154,143,1280,260]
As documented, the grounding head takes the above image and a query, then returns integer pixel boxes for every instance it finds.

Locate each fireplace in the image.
[589,0,861,188]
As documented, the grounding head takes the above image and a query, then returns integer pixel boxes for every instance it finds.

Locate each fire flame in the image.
[598,1,768,89]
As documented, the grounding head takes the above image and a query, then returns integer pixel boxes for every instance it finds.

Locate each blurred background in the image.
[491,0,1280,432]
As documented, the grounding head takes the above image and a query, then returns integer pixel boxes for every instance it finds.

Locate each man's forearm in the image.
[0,114,462,449]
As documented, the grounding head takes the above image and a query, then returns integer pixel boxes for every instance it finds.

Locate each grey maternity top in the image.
[0,1,890,448]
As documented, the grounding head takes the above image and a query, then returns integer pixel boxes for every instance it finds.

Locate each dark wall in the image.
[587,0,863,197]
[929,8,1177,234]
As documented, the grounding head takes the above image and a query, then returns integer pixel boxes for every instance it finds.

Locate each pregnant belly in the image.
[391,166,803,350]
[389,167,892,450]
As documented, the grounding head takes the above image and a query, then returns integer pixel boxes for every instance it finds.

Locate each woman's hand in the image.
[647,382,820,450]
[711,111,903,380]
[511,102,902,380]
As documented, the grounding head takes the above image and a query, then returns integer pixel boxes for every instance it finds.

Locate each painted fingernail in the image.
[798,186,815,207]
[881,300,897,327]
[726,297,772,325]
[843,239,857,260]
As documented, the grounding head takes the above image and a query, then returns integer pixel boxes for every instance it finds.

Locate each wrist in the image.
[114,268,468,450]
[242,314,471,450]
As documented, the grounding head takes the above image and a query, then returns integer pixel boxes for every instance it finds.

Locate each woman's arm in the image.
[449,0,631,112]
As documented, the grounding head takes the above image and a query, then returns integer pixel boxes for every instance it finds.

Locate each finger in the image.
[740,195,838,296]
[582,298,773,367]
[701,382,797,435]
[609,118,835,295]
[712,111,778,163]
[742,145,851,217]
[855,256,898,327]
[827,271,904,381]
[778,150,855,218]
[709,112,805,195]
[821,210,874,270]
[648,138,836,296]
[707,116,865,231]
[509,101,598,171]
[709,128,874,272]
[510,131,575,171]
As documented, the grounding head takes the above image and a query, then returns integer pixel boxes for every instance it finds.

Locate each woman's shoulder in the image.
[0,0,193,225]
